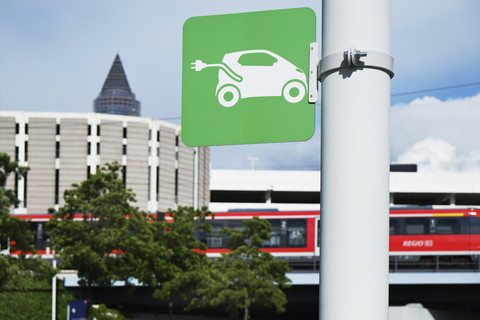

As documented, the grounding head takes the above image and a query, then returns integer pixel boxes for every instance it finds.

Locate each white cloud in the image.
[392,93,480,172]
[396,138,480,173]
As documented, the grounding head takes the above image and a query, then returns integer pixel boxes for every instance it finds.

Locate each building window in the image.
[149,129,152,140]
[56,141,60,158]
[16,123,19,134]
[156,166,160,201]
[87,142,91,155]
[87,166,91,179]
[56,124,61,135]
[97,143,100,155]
[123,144,127,155]
[24,141,28,161]
[55,169,60,204]
[123,127,127,139]
[23,173,28,207]
[25,123,29,135]
[97,125,101,136]
[14,172,19,205]
[175,135,179,146]
[148,166,151,201]
[15,146,19,161]
[174,168,178,202]
[122,166,127,187]
[88,125,92,136]
[157,131,160,142]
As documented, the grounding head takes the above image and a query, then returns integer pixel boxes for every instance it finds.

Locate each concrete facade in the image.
[0,111,210,214]
[209,169,480,212]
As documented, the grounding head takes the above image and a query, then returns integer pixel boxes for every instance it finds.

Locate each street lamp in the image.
[52,268,77,320]
[247,157,258,171]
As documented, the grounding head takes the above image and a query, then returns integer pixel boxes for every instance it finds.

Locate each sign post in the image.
[182,8,316,146]
[319,0,393,319]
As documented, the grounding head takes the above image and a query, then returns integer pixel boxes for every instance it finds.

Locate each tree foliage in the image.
[89,304,125,320]
[0,153,68,319]
[0,256,71,320]
[190,217,291,320]
[48,162,216,318]
[47,162,154,312]
[135,206,214,318]
[0,152,32,253]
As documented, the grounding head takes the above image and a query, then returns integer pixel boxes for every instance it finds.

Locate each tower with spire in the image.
[94,54,141,116]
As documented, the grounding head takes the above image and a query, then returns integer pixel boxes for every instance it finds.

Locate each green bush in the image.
[0,256,71,320]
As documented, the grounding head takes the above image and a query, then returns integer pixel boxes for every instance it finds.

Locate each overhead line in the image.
[391,81,480,97]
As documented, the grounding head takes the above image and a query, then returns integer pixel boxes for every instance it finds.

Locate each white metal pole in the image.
[52,259,57,320]
[52,275,57,320]
[320,0,392,319]
[193,147,199,209]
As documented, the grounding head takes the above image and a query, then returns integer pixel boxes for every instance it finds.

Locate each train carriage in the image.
[8,208,480,270]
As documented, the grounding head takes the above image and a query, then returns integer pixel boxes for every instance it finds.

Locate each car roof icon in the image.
[223,50,283,65]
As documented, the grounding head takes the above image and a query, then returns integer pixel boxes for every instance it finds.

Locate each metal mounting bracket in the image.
[308,42,319,104]
[318,48,394,82]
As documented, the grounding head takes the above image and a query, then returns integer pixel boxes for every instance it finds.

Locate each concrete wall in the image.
[99,120,123,166]
[27,117,56,212]
[59,118,88,207]
[157,126,176,212]
[197,146,210,208]
[126,121,149,212]
[0,117,16,192]
[177,136,194,207]
[0,112,210,214]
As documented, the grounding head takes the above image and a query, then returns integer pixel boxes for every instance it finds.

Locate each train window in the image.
[317,219,321,247]
[30,222,50,251]
[195,220,225,248]
[207,236,223,248]
[390,218,400,235]
[262,234,281,247]
[263,220,282,248]
[287,220,307,247]
[227,220,243,230]
[434,217,462,234]
[405,218,430,235]
[198,218,307,249]
[470,217,480,234]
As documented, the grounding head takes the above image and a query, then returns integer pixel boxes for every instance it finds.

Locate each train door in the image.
[315,217,320,256]
[469,216,480,253]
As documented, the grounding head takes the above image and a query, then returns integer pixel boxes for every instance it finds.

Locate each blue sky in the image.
[1,0,479,171]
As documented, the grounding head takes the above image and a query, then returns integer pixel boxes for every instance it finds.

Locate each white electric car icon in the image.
[191,50,307,107]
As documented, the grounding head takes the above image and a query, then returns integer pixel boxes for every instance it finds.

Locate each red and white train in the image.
[8,208,480,270]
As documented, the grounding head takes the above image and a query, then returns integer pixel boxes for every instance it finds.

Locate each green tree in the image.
[190,217,291,320]
[0,256,71,320]
[0,152,32,254]
[47,162,154,316]
[0,152,34,300]
[89,304,125,320]
[135,206,214,319]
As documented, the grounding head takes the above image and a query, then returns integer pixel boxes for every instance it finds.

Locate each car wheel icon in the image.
[218,85,240,107]
[282,81,305,103]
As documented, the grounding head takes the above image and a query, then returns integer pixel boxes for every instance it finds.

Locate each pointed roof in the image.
[101,54,131,92]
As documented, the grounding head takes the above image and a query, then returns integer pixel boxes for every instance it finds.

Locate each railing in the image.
[286,255,480,273]
[389,255,480,272]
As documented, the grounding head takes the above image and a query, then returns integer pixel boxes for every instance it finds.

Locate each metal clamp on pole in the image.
[318,48,394,82]
[308,42,320,104]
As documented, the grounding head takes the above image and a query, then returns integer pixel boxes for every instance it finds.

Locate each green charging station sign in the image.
[181,8,316,146]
